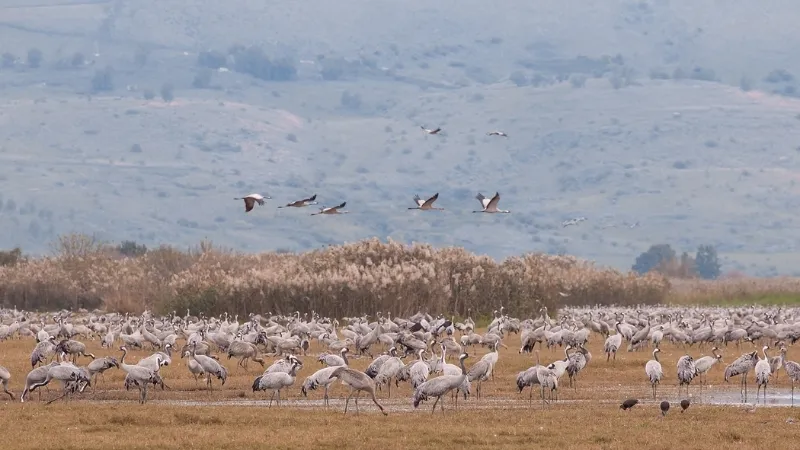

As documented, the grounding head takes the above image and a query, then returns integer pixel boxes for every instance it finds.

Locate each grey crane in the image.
[374,347,404,398]
[365,349,395,379]
[54,339,96,364]
[412,352,469,414]
[0,365,13,399]
[30,336,57,367]
[537,363,559,408]
[301,366,340,407]
[467,358,491,400]
[645,348,663,400]
[227,340,266,369]
[782,358,800,406]
[408,349,431,389]
[769,346,787,381]
[21,362,59,402]
[693,347,723,389]
[118,346,160,404]
[329,366,388,416]
[566,343,591,389]
[755,345,772,403]
[724,350,758,402]
[252,359,301,407]
[85,356,119,389]
[190,342,228,390]
[25,363,82,403]
[183,350,206,382]
[676,354,696,397]
[318,348,349,367]
[516,349,545,408]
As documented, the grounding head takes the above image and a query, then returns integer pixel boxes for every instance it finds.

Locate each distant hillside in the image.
[2,0,800,275]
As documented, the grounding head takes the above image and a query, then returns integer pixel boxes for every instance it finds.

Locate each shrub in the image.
[160,83,174,102]
[0,234,669,315]
[91,66,114,92]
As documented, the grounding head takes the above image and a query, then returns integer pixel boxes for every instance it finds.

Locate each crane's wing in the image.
[413,194,424,207]
[486,192,501,211]
[421,193,439,208]
[475,193,487,209]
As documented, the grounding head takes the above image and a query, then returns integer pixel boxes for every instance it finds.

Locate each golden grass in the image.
[0,330,799,449]
[0,234,668,316]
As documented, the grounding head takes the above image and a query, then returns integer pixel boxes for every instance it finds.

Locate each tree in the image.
[117,240,147,257]
[695,245,721,279]
[632,244,675,274]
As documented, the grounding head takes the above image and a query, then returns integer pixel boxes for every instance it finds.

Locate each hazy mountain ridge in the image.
[2,1,800,276]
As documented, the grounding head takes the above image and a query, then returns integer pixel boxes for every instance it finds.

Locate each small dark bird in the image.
[620,398,638,410]
[680,398,690,413]
[660,400,670,417]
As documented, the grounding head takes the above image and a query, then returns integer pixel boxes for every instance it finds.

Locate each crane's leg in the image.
[269,391,275,408]
[277,389,281,407]
[324,386,329,408]
[791,381,795,407]
[354,391,360,415]
[344,389,355,414]
[431,397,439,414]
[529,385,533,408]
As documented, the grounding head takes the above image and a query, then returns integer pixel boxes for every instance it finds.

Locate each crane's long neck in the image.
[458,357,467,376]
[342,351,349,366]
[119,348,134,373]
[763,348,769,361]
[654,351,660,363]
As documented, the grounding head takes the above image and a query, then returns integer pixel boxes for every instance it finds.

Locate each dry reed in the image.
[0,234,668,316]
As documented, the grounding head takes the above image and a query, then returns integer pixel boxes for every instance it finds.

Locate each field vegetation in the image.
[3,235,800,317]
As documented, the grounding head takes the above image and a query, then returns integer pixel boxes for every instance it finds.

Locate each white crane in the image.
[234,193,270,212]
[408,193,444,211]
[473,192,510,214]
[755,345,772,403]
[278,194,318,208]
[420,126,442,135]
[311,201,348,216]
[603,322,623,362]
[486,131,508,137]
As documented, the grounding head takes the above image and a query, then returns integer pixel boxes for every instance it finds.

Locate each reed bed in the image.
[0,234,668,316]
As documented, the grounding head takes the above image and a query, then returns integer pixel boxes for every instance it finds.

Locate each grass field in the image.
[0,330,798,449]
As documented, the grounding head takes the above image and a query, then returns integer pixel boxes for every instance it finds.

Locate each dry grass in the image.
[0,330,799,449]
[0,234,668,316]
[668,277,800,305]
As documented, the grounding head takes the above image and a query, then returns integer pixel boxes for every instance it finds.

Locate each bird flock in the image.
[1,305,799,417]
[231,125,599,225]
